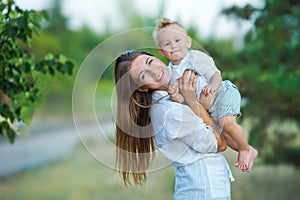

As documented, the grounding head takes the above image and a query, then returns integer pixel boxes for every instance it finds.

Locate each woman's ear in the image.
[137,87,148,92]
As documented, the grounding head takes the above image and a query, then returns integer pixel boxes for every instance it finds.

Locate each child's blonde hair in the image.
[152,17,185,45]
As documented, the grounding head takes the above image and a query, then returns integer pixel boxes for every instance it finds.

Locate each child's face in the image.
[157,24,191,65]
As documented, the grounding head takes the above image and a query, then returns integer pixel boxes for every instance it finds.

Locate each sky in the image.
[14,0,261,40]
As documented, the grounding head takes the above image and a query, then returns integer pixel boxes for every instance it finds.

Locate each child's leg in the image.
[221,131,239,151]
[222,130,258,172]
[219,115,252,171]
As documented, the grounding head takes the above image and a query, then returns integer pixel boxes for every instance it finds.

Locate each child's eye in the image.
[165,42,170,46]
[176,39,180,42]
[148,59,153,65]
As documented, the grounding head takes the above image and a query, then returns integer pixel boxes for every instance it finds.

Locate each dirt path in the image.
[0,115,115,178]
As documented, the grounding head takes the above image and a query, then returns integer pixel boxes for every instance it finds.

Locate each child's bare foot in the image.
[235,147,252,171]
[245,147,258,172]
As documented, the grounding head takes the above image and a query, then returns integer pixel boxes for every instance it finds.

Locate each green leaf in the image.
[48,59,56,68]
[44,53,54,60]
[0,121,16,144]
[0,104,11,119]
[6,26,18,37]
[49,66,55,75]
[40,10,49,20]
[28,10,43,28]
[65,61,74,75]
[31,25,41,36]
[16,16,28,28]
[19,106,34,124]
[8,10,18,19]
[7,126,16,144]
[57,54,67,64]
[20,63,31,73]
[14,106,22,117]
[0,4,6,13]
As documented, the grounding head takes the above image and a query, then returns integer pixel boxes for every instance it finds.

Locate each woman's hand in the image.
[178,70,208,123]
[178,69,198,106]
[178,70,227,152]
[178,70,209,119]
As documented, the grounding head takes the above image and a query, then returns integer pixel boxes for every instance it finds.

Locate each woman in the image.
[114,50,234,199]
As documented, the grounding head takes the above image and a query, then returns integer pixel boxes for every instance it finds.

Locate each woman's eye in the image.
[176,39,180,42]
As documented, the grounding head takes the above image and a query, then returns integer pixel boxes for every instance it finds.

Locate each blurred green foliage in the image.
[0,0,74,143]
[221,0,300,166]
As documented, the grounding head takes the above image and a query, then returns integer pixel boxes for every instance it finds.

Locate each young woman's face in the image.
[130,54,171,91]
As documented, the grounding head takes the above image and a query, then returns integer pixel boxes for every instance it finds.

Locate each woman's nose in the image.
[146,68,158,77]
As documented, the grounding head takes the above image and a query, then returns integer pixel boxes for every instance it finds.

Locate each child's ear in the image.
[158,48,166,57]
[137,87,148,92]
[187,36,192,48]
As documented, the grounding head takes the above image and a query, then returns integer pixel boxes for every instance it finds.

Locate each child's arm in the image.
[188,50,222,96]
[178,70,227,152]
[202,72,222,96]
[168,84,185,103]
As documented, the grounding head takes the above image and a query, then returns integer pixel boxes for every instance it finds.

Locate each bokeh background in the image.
[1,0,300,199]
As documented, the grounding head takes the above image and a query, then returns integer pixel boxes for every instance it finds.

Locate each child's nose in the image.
[171,42,176,48]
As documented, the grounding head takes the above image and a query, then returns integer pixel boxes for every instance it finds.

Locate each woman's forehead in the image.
[130,54,148,70]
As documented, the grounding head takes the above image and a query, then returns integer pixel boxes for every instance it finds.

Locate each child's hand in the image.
[168,84,185,103]
[168,84,178,96]
[202,84,217,96]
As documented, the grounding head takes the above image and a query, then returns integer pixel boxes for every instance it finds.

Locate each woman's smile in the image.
[157,70,164,81]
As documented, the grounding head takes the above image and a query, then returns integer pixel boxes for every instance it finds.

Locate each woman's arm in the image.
[178,70,227,152]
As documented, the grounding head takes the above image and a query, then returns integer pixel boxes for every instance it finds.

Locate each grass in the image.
[1,144,300,200]
[0,142,174,200]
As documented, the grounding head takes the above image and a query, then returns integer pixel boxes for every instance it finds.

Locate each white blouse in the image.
[151,91,218,167]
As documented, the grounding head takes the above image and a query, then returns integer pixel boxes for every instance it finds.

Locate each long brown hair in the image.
[114,50,157,186]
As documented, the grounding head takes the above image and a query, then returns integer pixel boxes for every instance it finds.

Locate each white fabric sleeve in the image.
[189,50,220,82]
